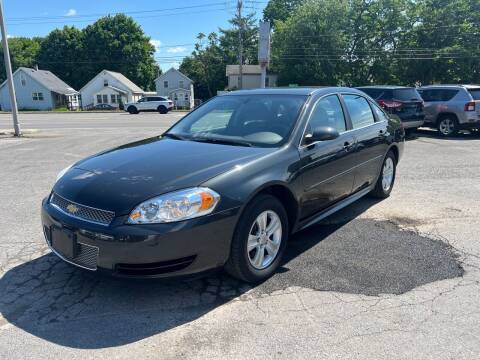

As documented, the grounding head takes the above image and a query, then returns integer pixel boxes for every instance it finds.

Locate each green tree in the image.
[36,26,85,89]
[0,37,41,83]
[82,14,158,90]
[263,0,303,27]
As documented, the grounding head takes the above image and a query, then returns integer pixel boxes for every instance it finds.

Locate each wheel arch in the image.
[436,112,459,124]
[242,182,299,234]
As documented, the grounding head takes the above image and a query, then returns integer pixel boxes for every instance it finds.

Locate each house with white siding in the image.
[155,68,194,109]
[0,66,79,111]
[79,70,145,110]
[226,65,278,90]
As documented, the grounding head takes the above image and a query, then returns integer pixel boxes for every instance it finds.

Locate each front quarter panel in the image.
[202,145,302,215]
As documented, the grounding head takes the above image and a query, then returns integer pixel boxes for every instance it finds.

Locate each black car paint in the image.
[42,87,405,278]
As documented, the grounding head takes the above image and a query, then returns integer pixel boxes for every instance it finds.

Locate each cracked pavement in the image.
[1,113,479,359]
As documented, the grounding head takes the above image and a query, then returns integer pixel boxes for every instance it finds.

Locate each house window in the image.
[265,76,270,87]
[164,81,168,88]
[174,93,178,101]
[97,95,102,103]
[111,94,117,103]
[179,80,184,89]
[32,92,43,101]
[20,74,26,86]
[116,95,122,103]
[185,93,189,101]
[103,94,108,103]
[104,79,108,86]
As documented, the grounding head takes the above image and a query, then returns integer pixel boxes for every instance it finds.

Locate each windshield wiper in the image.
[162,133,186,141]
[190,137,253,147]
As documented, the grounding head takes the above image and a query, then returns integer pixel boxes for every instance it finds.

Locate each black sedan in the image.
[41,88,405,283]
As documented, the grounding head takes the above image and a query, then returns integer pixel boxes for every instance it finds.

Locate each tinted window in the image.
[308,95,346,133]
[343,95,375,129]
[419,89,459,102]
[468,89,480,100]
[392,88,422,101]
[358,88,393,100]
[168,95,306,147]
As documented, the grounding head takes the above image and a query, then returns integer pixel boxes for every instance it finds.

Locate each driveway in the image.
[0,113,479,359]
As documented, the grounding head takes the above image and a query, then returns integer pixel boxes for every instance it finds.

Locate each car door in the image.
[341,94,389,193]
[297,94,357,219]
[136,97,147,110]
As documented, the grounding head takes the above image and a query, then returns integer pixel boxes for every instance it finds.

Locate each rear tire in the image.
[127,106,138,114]
[370,151,396,199]
[158,105,167,114]
[437,116,458,136]
[225,194,288,283]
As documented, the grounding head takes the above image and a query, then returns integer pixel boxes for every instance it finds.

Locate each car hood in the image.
[53,137,274,215]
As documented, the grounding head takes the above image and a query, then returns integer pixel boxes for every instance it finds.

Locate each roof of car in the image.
[419,84,480,89]
[222,87,365,96]
[356,85,412,90]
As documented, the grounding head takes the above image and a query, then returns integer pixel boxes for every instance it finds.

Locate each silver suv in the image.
[417,85,480,136]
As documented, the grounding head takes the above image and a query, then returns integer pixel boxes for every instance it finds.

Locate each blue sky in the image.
[3,0,267,71]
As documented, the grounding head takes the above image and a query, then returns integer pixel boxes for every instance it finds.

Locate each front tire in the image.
[225,194,288,283]
[158,105,167,114]
[370,151,396,199]
[127,106,138,114]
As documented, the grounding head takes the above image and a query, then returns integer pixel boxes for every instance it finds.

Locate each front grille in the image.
[50,193,115,225]
[116,255,196,276]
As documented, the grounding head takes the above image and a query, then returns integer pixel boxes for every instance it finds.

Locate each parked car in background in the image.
[125,96,173,114]
[93,104,116,110]
[42,88,404,283]
[417,85,480,136]
[357,86,425,131]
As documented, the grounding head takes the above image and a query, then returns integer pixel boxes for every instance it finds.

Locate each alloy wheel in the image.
[247,210,282,270]
[439,118,455,136]
[382,157,394,192]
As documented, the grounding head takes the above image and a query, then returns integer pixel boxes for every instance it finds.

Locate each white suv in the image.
[125,96,173,114]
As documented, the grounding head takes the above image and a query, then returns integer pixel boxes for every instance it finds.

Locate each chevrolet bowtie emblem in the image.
[66,204,79,214]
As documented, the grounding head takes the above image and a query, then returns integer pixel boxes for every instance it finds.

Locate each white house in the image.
[226,65,278,90]
[79,70,144,109]
[155,68,194,109]
[0,67,79,111]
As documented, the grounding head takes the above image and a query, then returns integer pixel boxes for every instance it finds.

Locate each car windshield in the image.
[166,94,307,147]
[392,88,422,101]
[468,89,480,100]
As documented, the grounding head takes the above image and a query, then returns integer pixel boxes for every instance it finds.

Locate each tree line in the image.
[181,0,480,99]
[0,14,158,91]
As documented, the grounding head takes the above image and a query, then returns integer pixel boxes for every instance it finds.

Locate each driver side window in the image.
[307,95,346,134]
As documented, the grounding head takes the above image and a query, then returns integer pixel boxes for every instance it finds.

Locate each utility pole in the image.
[0,0,20,136]
[236,0,243,90]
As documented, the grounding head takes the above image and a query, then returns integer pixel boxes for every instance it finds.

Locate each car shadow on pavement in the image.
[408,128,480,141]
[0,197,464,349]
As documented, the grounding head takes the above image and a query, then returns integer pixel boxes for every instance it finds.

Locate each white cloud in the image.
[150,39,162,52]
[65,9,77,17]
[166,46,187,54]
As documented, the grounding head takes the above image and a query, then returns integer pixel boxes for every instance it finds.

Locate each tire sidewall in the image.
[438,117,457,136]
[158,105,167,114]
[232,195,288,282]
[128,106,137,114]
[379,152,396,197]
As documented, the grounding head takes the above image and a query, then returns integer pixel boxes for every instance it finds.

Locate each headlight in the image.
[55,165,72,183]
[127,187,220,224]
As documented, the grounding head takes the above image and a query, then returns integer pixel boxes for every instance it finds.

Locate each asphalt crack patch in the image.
[255,219,464,296]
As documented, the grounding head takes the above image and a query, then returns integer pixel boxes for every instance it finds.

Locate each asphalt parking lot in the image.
[1,112,479,359]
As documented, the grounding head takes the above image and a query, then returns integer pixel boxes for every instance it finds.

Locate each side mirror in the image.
[304,126,340,144]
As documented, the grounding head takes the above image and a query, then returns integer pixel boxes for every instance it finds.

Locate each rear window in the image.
[358,88,392,100]
[392,88,422,101]
[468,89,480,100]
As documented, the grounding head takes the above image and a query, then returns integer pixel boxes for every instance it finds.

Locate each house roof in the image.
[0,67,78,94]
[155,67,193,83]
[79,70,144,93]
[226,65,269,76]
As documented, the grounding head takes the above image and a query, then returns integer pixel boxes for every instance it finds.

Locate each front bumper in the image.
[41,197,240,278]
